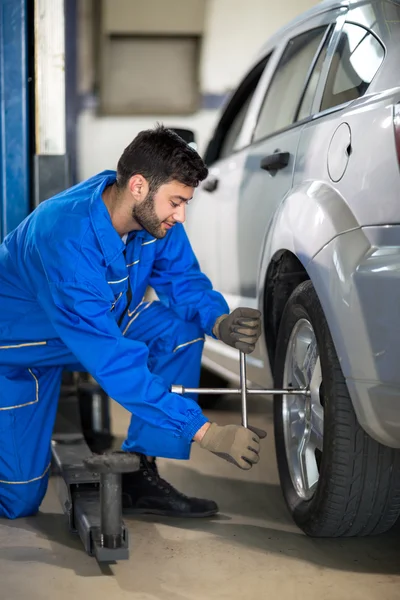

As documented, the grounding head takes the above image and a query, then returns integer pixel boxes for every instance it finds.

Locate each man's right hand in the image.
[196,423,266,470]
[213,308,262,354]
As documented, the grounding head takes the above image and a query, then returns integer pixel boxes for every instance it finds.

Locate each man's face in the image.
[132,180,193,239]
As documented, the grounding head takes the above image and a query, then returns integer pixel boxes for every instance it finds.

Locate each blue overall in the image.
[0,171,229,518]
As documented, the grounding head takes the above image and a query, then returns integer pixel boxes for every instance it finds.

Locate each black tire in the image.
[274,280,400,537]
[197,367,227,410]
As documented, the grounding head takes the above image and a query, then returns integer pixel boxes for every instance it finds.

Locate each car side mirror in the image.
[170,128,197,150]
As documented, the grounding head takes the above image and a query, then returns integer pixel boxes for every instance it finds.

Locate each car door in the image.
[185,56,270,291]
[224,20,341,304]
[216,12,345,384]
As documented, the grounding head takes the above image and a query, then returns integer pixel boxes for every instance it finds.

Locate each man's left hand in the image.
[213,307,262,354]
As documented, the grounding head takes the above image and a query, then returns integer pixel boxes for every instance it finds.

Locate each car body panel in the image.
[308,225,400,447]
[186,0,400,447]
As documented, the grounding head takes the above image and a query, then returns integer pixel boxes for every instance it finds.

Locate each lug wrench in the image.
[172,351,311,428]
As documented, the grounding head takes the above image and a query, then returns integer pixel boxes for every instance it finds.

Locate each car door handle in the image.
[203,177,219,192]
[260,152,291,172]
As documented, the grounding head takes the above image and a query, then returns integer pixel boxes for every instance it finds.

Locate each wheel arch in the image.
[263,250,310,368]
[258,180,359,370]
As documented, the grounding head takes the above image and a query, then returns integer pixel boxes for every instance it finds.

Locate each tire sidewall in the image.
[273,280,342,532]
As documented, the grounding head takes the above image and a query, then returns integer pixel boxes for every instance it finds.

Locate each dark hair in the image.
[116,124,208,192]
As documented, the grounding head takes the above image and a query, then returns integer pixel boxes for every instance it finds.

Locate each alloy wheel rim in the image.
[282,318,324,501]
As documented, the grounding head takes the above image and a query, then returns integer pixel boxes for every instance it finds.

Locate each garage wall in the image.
[77,0,321,181]
[201,0,322,93]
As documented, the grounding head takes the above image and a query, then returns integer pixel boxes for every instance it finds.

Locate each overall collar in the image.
[89,171,156,265]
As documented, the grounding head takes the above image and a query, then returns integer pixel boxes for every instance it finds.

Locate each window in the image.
[253,27,328,142]
[205,57,269,165]
[101,36,200,115]
[297,28,332,122]
[97,0,205,115]
[219,91,256,160]
[320,23,384,112]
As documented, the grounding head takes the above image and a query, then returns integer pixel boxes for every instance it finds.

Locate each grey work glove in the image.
[213,307,262,354]
[199,423,267,470]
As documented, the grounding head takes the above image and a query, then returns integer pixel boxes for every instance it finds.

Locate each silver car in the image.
[185,0,400,537]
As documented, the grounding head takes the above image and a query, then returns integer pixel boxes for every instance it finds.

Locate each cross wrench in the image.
[171,351,311,428]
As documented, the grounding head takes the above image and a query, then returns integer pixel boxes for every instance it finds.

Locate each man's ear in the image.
[128,174,149,201]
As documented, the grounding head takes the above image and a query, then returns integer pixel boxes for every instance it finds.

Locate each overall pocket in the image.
[0,367,40,484]
[0,368,38,431]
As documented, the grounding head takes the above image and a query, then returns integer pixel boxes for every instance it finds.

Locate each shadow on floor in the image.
[2,389,399,585]
[125,513,400,576]
[158,462,286,523]
[0,474,399,583]
[0,511,115,578]
[52,462,400,577]
[121,462,400,576]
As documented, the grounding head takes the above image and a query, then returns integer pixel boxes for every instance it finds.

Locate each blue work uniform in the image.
[0,171,229,518]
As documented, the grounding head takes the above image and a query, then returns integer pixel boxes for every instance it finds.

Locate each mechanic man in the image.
[0,125,264,520]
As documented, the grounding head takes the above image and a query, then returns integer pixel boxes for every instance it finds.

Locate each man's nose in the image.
[173,204,186,223]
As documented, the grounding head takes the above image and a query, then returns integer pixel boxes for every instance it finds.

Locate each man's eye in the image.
[170,201,179,208]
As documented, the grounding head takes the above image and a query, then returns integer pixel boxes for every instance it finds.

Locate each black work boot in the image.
[122,454,219,518]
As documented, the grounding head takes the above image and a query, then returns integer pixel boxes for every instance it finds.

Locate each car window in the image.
[297,28,333,122]
[205,56,270,165]
[219,91,256,160]
[253,27,328,142]
[320,23,384,111]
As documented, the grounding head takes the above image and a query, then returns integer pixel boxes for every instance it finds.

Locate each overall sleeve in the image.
[37,277,208,442]
[149,224,229,336]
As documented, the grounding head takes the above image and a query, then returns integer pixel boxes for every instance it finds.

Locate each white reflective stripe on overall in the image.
[128,295,146,318]
[173,337,204,353]
[107,275,129,284]
[122,301,153,336]
[126,260,140,267]
[0,462,51,484]
[111,291,123,311]
[0,341,47,350]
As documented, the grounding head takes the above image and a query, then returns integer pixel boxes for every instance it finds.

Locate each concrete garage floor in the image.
[1,395,400,600]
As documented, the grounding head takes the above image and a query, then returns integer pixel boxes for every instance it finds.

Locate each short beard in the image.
[132,190,166,239]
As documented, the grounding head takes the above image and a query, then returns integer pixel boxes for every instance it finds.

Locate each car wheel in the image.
[273,280,400,537]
